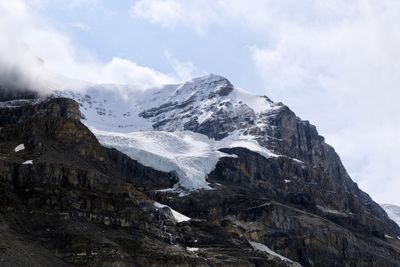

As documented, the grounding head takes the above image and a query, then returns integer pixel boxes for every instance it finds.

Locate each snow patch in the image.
[218,130,279,159]
[249,241,302,266]
[15,144,25,152]
[234,88,273,113]
[154,201,191,223]
[317,205,348,217]
[381,204,400,226]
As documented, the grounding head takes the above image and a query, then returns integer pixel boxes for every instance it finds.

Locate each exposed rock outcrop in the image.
[104,147,178,190]
[0,97,80,126]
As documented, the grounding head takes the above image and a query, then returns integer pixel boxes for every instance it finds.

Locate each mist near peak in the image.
[0,0,184,97]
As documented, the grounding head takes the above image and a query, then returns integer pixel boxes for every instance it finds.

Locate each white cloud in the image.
[246,1,400,205]
[98,57,173,88]
[0,0,178,93]
[247,2,400,205]
[32,0,99,10]
[131,0,218,34]
[73,22,91,31]
[131,0,182,27]
[164,51,201,82]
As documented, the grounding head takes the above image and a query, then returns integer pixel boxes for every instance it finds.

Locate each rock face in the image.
[248,105,397,232]
[0,97,80,125]
[104,147,178,190]
[0,95,298,266]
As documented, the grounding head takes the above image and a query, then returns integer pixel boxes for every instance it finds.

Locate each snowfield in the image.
[218,130,279,159]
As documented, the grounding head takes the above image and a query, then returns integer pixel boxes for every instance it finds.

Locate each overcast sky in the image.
[1,0,399,205]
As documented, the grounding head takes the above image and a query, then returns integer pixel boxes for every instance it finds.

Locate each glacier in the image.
[93,129,233,190]
[93,128,280,190]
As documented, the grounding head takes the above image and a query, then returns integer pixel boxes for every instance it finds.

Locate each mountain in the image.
[382,204,400,226]
[1,74,400,266]
[0,96,295,266]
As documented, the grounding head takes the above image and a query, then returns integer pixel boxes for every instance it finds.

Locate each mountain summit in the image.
[55,73,279,136]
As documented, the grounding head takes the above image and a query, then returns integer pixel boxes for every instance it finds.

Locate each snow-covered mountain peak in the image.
[186,73,232,87]
[170,73,233,101]
[54,74,281,136]
[50,74,297,191]
[53,74,286,190]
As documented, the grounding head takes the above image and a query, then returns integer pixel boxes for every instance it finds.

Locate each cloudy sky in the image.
[1,0,399,205]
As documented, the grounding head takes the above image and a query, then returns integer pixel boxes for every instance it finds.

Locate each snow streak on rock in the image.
[15,144,25,152]
[153,201,191,223]
[249,241,302,267]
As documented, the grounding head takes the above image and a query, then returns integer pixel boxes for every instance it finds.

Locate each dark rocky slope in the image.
[0,96,298,266]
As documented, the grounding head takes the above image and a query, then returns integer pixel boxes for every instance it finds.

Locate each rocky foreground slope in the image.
[0,75,400,266]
